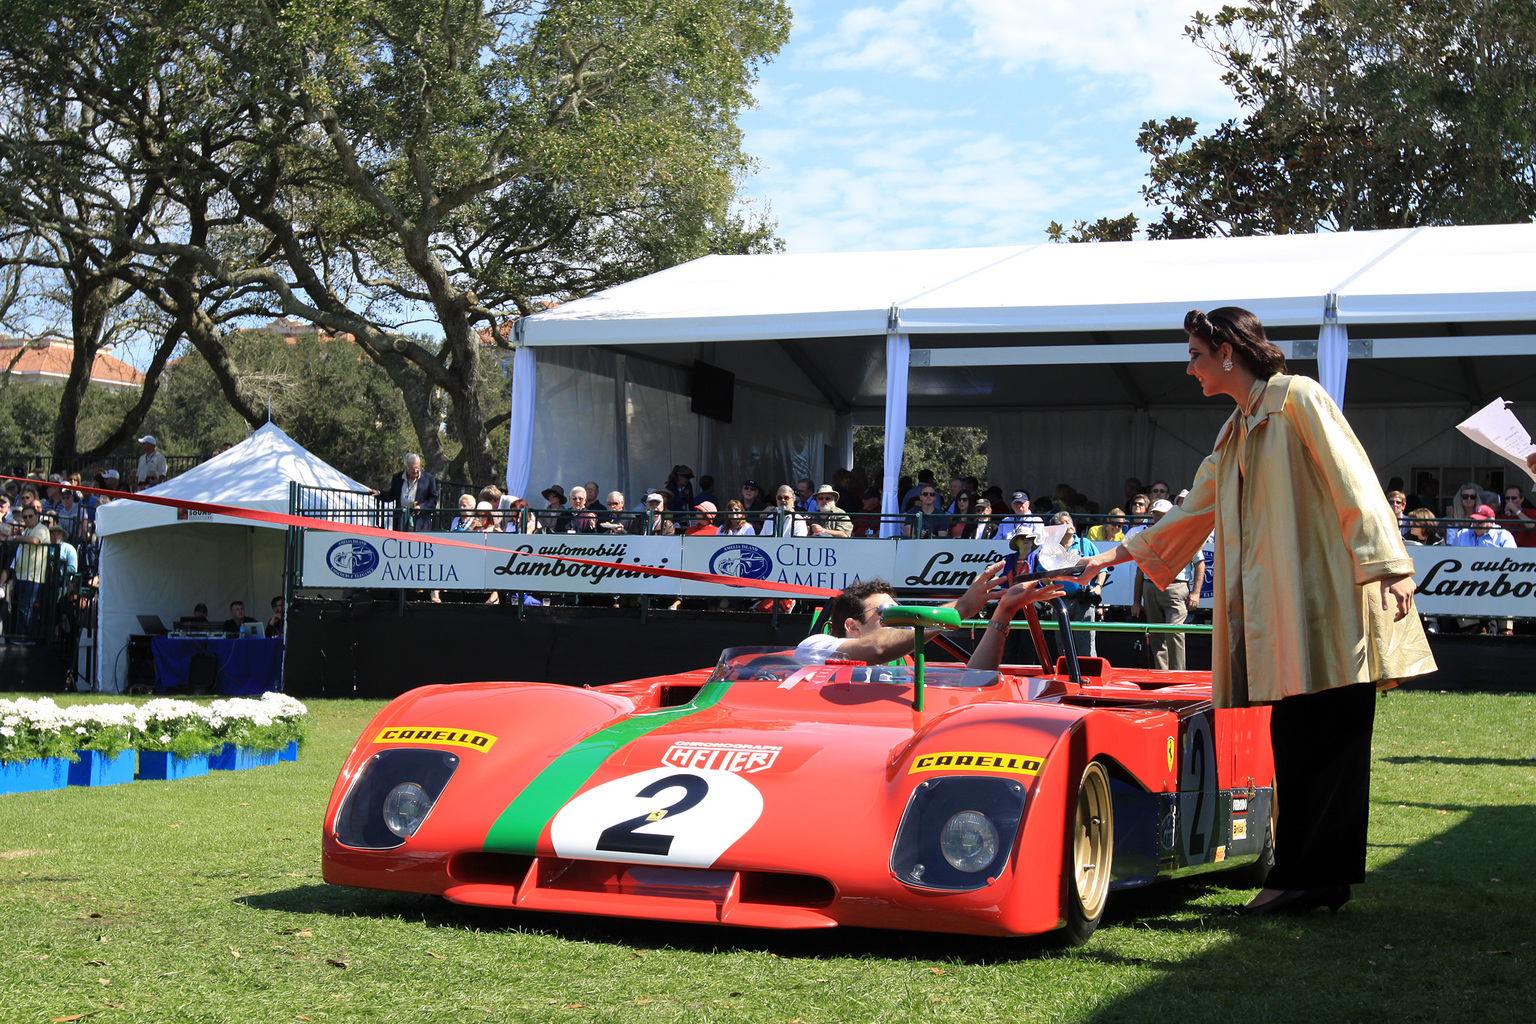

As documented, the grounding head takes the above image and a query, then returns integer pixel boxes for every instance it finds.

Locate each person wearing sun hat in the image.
[808,483,852,538]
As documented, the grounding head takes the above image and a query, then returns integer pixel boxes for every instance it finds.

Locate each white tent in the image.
[510,223,1536,523]
[94,423,368,692]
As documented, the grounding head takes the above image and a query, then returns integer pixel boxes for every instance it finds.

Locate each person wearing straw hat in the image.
[808,483,851,538]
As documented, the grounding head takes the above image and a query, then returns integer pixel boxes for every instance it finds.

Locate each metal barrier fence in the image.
[2,453,203,487]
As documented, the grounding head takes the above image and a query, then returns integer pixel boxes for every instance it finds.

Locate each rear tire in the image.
[1063,760,1113,946]
[1232,785,1277,888]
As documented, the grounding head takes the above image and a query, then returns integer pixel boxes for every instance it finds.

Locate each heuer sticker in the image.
[1232,818,1248,841]
[662,741,782,773]
[373,727,497,752]
[909,752,1042,776]
[1212,845,1226,863]
[1233,796,1249,814]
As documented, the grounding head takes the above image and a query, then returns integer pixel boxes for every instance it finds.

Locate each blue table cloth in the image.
[150,637,284,695]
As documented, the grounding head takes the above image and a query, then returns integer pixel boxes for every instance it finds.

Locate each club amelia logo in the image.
[326,538,381,579]
[708,543,774,580]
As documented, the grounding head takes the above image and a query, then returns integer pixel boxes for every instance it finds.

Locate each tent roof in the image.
[521,223,1536,345]
[96,423,367,535]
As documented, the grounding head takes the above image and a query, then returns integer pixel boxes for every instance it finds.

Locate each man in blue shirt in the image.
[1447,504,1516,548]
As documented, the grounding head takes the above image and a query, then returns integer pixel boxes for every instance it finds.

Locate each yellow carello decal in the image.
[373,727,498,752]
[909,751,1042,776]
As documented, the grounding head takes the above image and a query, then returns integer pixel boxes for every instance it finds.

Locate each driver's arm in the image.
[832,626,919,664]
[966,581,1065,671]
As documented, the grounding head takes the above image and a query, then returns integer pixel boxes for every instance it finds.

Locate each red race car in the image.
[321,603,1274,944]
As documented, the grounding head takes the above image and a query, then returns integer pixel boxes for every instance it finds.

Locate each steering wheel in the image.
[736,654,805,681]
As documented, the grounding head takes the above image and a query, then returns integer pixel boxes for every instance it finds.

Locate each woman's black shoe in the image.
[1240,885,1350,916]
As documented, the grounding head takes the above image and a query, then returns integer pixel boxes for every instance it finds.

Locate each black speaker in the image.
[690,360,735,423]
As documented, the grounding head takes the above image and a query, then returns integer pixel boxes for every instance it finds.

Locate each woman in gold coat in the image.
[1076,307,1436,916]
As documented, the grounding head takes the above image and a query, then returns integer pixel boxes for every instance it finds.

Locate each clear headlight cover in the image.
[940,810,999,872]
[383,782,432,838]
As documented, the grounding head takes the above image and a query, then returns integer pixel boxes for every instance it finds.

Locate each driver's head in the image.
[827,579,898,638]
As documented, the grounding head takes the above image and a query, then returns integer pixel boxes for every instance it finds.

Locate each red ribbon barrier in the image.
[2,475,840,599]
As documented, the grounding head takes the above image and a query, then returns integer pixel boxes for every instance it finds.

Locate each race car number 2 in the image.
[549,768,764,867]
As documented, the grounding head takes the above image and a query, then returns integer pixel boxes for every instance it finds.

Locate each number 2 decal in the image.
[596,774,708,855]
[1178,711,1218,864]
[549,767,765,867]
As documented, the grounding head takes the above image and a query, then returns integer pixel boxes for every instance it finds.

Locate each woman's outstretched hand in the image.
[1381,574,1416,621]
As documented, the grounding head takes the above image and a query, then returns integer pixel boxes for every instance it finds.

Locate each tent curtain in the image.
[1317,322,1350,407]
[880,334,910,538]
[833,413,854,475]
[505,346,537,499]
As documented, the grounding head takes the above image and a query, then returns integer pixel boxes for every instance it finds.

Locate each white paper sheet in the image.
[1456,397,1536,485]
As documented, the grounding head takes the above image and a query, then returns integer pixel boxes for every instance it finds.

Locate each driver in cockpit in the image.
[794,562,1062,672]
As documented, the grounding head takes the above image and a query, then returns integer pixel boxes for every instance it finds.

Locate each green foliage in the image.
[0,381,142,460]
[853,426,989,493]
[1046,215,1140,243]
[1139,0,1536,237]
[152,331,418,482]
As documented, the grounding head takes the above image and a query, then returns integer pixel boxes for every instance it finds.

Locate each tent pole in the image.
[880,316,909,538]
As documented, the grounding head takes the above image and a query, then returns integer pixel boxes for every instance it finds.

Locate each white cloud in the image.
[958,0,1238,117]
[799,0,958,80]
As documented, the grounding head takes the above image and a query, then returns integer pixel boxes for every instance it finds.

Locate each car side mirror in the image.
[879,606,961,712]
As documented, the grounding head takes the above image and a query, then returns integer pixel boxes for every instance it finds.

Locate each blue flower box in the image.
[210,744,282,771]
[0,757,70,795]
[68,750,136,787]
[137,751,210,781]
[279,740,298,763]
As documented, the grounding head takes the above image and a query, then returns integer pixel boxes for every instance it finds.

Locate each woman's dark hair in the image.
[1406,507,1440,543]
[1185,306,1287,379]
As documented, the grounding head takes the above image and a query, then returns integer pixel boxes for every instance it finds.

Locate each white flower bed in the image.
[0,694,309,764]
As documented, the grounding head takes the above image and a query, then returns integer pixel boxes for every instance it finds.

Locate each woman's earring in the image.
[1222,358,1234,371]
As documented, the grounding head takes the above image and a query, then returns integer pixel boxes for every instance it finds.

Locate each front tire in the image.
[1063,760,1113,946]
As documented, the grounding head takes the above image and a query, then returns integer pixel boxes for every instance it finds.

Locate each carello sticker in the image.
[373,727,498,752]
[909,751,1042,776]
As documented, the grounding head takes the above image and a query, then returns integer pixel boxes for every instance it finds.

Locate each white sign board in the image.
[296,530,1536,617]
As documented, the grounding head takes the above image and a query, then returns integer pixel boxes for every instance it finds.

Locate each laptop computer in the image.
[136,614,169,636]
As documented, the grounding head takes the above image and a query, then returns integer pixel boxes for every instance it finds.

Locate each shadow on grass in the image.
[1380,755,1536,767]
[238,874,1240,965]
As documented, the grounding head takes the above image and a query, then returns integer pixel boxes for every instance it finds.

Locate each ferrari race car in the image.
[321,604,1275,943]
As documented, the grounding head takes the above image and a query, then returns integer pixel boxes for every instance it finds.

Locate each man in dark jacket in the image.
[371,454,439,531]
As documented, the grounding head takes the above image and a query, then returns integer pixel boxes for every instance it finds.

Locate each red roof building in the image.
[0,337,144,391]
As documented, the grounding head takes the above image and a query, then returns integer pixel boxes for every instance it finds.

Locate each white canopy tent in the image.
[94,423,368,692]
[511,224,1536,525]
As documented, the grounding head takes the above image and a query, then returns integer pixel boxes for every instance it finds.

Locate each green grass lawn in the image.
[1,690,1532,1024]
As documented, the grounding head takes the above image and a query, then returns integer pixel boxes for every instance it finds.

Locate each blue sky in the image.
[736,0,1243,253]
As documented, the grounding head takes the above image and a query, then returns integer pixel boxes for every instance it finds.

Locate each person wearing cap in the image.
[664,466,695,514]
[370,454,439,531]
[135,435,168,491]
[739,480,769,514]
[1446,504,1516,548]
[685,500,720,536]
[642,492,677,536]
[808,484,852,538]
[1123,498,1205,669]
[5,503,50,637]
[995,490,1043,544]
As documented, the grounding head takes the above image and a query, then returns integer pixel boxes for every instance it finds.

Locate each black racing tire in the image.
[1062,760,1114,946]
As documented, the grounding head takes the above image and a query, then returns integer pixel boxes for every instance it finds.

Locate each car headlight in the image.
[383,782,433,838]
[940,811,999,872]
[891,776,1026,891]
[334,748,460,849]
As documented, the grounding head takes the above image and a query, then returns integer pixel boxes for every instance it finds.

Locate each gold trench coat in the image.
[1122,374,1436,707]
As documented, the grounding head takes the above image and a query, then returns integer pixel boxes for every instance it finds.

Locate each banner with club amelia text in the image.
[296,530,1536,616]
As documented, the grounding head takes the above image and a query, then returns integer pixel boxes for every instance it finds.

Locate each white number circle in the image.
[550,768,764,867]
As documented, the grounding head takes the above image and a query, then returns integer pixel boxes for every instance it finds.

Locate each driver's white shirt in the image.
[793,632,847,664]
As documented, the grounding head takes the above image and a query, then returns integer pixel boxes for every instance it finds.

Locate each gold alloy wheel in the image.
[1072,761,1113,924]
